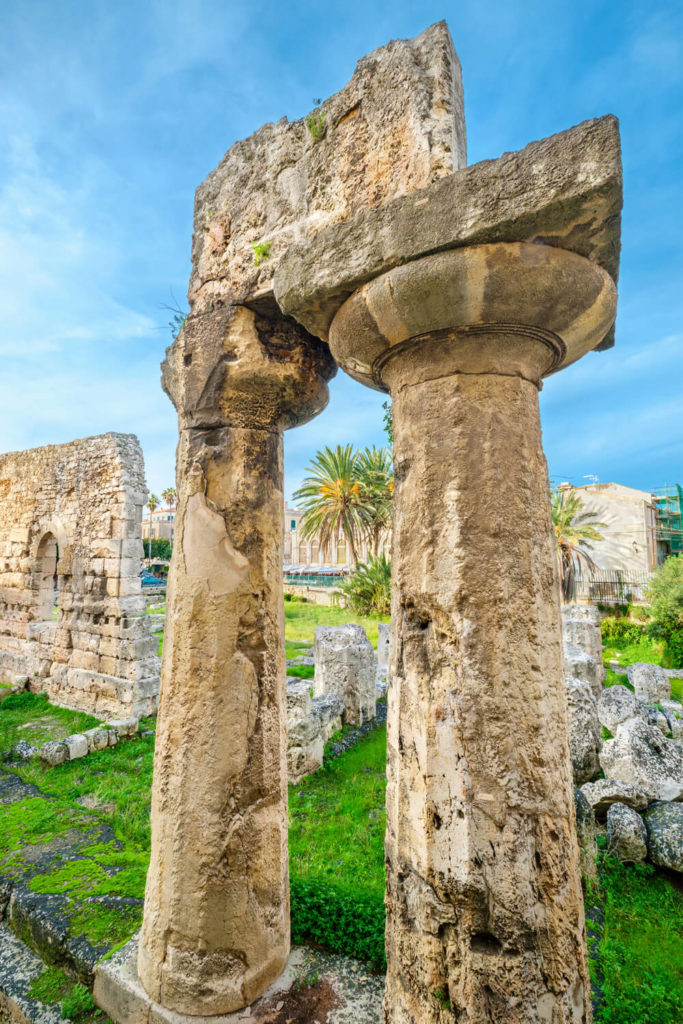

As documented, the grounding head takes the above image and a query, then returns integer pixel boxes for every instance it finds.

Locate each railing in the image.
[569,570,652,605]
[283,571,346,588]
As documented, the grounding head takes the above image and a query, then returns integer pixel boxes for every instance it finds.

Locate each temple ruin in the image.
[98,20,623,1024]
[0,433,160,719]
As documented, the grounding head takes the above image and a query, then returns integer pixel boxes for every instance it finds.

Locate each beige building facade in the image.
[570,482,660,575]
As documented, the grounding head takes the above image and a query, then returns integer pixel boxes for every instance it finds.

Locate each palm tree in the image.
[357,446,393,556]
[146,493,160,562]
[293,445,368,566]
[162,487,177,551]
[551,487,606,602]
[338,553,391,616]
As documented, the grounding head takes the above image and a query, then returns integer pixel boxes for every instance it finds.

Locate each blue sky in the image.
[1,0,680,502]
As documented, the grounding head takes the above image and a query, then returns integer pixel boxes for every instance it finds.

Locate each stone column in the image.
[327,243,617,1024]
[137,306,335,1015]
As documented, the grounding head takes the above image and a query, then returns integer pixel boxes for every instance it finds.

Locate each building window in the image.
[291,520,296,530]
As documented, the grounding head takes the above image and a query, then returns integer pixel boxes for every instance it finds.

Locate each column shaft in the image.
[385,370,590,1023]
[138,424,289,1015]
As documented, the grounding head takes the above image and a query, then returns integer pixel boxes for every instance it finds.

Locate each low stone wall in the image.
[284,584,341,607]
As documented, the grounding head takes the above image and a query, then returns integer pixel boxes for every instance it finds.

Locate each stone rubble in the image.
[606,802,648,864]
[600,716,683,802]
[627,662,671,704]
[580,778,650,818]
[643,801,683,873]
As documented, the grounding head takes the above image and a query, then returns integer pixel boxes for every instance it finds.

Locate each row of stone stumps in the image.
[106,20,625,1024]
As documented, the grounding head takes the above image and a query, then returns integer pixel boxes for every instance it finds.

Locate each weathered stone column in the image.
[137,306,335,1014]
[327,243,617,1023]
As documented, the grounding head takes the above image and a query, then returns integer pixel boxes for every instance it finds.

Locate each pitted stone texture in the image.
[0,433,160,718]
[377,622,390,667]
[660,700,683,741]
[0,923,70,1024]
[627,662,671,704]
[562,604,604,685]
[606,802,647,863]
[580,779,650,818]
[313,693,345,742]
[274,115,622,349]
[644,802,683,873]
[598,685,639,734]
[64,734,88,760]
[382,369,590,1023]
[38,741,68,766]
[313,625,376,726]
[564,642,602,701]
[566,677,601,783]
[600,717,683,802]
[189,21,465,316]
[574,787,598,881]
[286,679,323,782]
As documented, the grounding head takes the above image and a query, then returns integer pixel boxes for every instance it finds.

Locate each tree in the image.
[161,488,177,550]
[551,487,606,602]
[645,556,683,667]
[357,446,393,556]
[293,445,368,566]
[338,553,391,616]
[146,493,160,562]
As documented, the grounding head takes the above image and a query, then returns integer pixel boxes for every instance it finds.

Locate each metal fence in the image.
[568,570,652,605]
[283,571,346,588]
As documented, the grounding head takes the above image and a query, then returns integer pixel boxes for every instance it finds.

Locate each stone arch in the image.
[31,519,70,623]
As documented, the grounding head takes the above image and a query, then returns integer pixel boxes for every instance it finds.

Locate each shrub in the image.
[646,555,683,630]
[290,875,385,969]
[60,984,95,1021]
[600,617,646,647]
[338,554,391,617]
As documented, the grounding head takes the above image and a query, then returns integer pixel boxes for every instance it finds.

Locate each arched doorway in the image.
[34,532,59,622]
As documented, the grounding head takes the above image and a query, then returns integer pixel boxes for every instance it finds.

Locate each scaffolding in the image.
[654,484,683,557]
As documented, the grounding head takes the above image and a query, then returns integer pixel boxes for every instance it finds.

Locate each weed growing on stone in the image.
[251,240,271,266]
[305,105,325,141]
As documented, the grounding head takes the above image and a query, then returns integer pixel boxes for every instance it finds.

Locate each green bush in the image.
[645,556,683,669]
[600,617,646,647]
[290,875,385,969]
[60,984,95,1021]
[338,554,391,616]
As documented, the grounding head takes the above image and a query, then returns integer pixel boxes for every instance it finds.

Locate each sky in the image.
[0,0,681,503]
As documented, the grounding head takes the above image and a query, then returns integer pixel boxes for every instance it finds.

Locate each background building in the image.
[142,506,176,543]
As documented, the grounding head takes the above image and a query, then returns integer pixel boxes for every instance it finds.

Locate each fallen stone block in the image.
[600,717,683,802]
[566,677,600,784]
[314,624,376,726]
[580,778,650,818]
[644,801,683,873]
[606,802,647,864]
[627,662,671,704]
[11,740,38,762]
[64,734,89,760]
[39,740,68,766]
[107,717,139,737]
[83,726,110,752]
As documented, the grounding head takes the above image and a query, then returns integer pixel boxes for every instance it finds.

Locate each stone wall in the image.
[0,433,160,718]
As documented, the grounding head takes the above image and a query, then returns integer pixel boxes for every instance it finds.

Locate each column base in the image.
[94,934,384,1024]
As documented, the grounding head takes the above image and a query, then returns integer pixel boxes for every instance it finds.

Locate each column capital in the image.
[328,242,616,393]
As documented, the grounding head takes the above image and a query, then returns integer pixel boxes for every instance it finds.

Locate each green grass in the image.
[0,692,101,749]
[596,850,683,1023]
[286,664,314,680]
[602,634,668,668]
[670,677,683,701]
[603,668,633,691]
[289,725,386,898]
[284,600,387,648]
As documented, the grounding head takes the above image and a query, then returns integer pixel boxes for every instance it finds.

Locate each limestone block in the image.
[580,778,650,818]
[606,802,647,863]
[11,740,38,761]
[566,677,601,784]
[107,717,139,737]
[377,622,390,667]
[314,625,376,726]
[641,704,670,736]
[107,728,119,747]
[275,115,622,347]
[600,717,683,802]
[598,685,639,734]
[564,641,602,700]
[83,727,110,752]
[661,700,683,740]
[375,664,389,699]
[644,801,683,873]
[39,741,68,766]
[562,604,604,682]
[312,694,344,742]
[627,662,671,704]
[64,734,89,760]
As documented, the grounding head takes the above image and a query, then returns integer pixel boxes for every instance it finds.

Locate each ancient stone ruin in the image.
[0,433,160,719]
[111,20,623,1024]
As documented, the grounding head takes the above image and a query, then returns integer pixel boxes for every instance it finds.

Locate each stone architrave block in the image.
[566,677,601,784]
[564,642,602,701]
[107,717,139,737]
[606,802,647,864]
[377,622,390,667]
[286,679,323,782]
[580,778,650,818]
[600,717,683,802]
[314,624,376,726]
[64,734,88,760]
[644,802,683,873]
[627,662,671,704]
[83,727,110,752]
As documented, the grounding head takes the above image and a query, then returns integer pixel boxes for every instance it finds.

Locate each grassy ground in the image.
[0,693,101,749]
[284,599,388,648]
